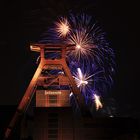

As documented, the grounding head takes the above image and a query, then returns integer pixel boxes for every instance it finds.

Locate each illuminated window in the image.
[49,95,57,105]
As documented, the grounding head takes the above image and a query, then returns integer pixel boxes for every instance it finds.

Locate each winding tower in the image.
[4,44,85,140]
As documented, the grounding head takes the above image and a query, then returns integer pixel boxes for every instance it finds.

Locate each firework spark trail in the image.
[73,67,93,104]
[94,94,103,110]
[73,68,89,88]
[73,68,104,89]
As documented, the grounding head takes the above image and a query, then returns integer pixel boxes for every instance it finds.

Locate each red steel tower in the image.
[4,44,85,140]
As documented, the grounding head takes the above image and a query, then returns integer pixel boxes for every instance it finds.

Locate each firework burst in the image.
[67,28,96,60]
[55,17,70,37]
[65,14,111,63]
[73,67,105,94]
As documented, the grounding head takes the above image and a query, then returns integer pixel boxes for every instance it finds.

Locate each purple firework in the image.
[38,13,115,109]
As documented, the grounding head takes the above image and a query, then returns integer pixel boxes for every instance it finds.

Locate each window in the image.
[49,95,57,105]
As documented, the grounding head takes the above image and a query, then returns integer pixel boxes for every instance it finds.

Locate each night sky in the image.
[0,0,139,117]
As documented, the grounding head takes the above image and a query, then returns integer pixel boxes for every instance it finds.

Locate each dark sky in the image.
[0,0,139,116]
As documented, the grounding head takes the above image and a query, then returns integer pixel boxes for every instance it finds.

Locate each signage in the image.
[45,90,61,95]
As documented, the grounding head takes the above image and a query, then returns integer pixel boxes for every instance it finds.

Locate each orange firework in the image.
[94,94,103,110]
[55,18,70,37]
